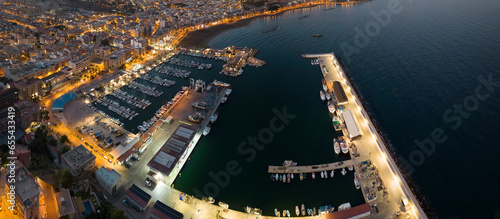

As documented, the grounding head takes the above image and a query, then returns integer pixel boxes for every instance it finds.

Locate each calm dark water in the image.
[175,0,500,218]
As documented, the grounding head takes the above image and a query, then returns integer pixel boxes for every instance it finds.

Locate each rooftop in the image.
[5,163,39,209]
[55,189,76,217]
[96,167,121,188]
[150,200,184,219]
[61,145,95,169]
[125,184,151,208]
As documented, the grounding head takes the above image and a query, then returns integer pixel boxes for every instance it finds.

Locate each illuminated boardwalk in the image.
[268,160,354,173]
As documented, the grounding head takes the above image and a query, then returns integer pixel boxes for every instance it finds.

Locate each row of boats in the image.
[139,74,176,87]
[333,136,349,155]
[220,68,244,77]
[89,105,124,127]
[110,88,151,110]
[179,51,229,61]
[270,166,356,182]
[98,97,138,120]
[157,65,191,78]
[128,81,163,97]
[168,57,212,70]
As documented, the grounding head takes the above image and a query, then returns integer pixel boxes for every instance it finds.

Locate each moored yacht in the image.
[203,126,211,136]
[328,101,335,114]
[334,139,341,154]
[341,142,349,154]
[341,168,347,175]
[354,173,361,189]
[320,90,326,101]
[295,206,300,216]
[330,170,334,178]
[301,204,306,216]
[210,112,218,123]
[326,92,331,100]
[320,171,324,178]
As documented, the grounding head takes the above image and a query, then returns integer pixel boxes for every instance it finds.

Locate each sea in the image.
[99,0,500,217]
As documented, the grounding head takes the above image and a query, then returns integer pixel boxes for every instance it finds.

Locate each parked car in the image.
[123,199,131,208]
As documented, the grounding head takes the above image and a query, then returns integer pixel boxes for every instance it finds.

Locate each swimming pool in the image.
[83,201,93,217]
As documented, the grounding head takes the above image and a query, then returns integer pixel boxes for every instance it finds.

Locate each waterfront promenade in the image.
[305,53,428,219]
[268,160,354,173]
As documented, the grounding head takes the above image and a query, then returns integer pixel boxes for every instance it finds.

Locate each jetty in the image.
[268,160,354,174]
[303,52,427,219]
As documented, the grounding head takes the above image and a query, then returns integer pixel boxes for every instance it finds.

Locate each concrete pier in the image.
[268,160,354,173]
[303,53,427,219]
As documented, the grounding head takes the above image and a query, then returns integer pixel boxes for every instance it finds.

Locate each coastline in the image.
[179,1,368,48]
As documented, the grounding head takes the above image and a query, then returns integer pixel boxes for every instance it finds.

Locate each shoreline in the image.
[179,1,368,48]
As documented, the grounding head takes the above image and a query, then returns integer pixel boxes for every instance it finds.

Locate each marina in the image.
[97,97,139,120]
[139,74,176,87]
[128,81,163,97]
[157,65,192,78]
[110,88,151,110]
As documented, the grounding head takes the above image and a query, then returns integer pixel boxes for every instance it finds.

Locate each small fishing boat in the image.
[312,33,323,37]
[328,101,335,114]
[348,165,354,171]
[324,171,328,179]
[326,92,331,100]
[300,172,304,181]
[202,126,211,136]
[218,202,229,209]
[321,171,324,178]
[295,206,300,216]
[301,204,306,216]
[354,173,361,189]
[313,207,317,215]
[283,210,287,217]
[210,112,218,123]
[226,88,232,96]
[341,168,347,176]
[275,208,279,217]
[282,174,286,183]
[287,173,290,183]
[188,114,201,123]
[286,210,290,217]
[291,173,294,179]
[279,174,283,181]
[330,170,334,178]
[341,142,349,154]
[221,96,227,103]
[202,196,215,203]
[334,139,341,155]
[322,79,328,91]
[312,172,316,179]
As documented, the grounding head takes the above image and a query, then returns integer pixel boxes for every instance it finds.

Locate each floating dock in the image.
[268,160,354,174]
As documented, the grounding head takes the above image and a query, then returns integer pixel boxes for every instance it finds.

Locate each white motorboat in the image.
[341,142,349,154]
[221,96,227,103]
[330,170,334,178]
[338,203,351,211]
[203,126,211,136]
[296,206,300,216]
[218,202,229,209]
[291,173,294,179]
[322,79,328,91]
[320,90,326,101]
[348,165,354,171]
[321,171,324,178]
[354,173,361,189]
[334,139,341,154]
[226,88,232,96]
[312,172,316,179]
[326,92,331,100]
[341,168,347,175]
[324,171,328,178]
[210,112,218,123]
[286,210,290,217]
[328,101,335,114]
[275,208,279,217]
